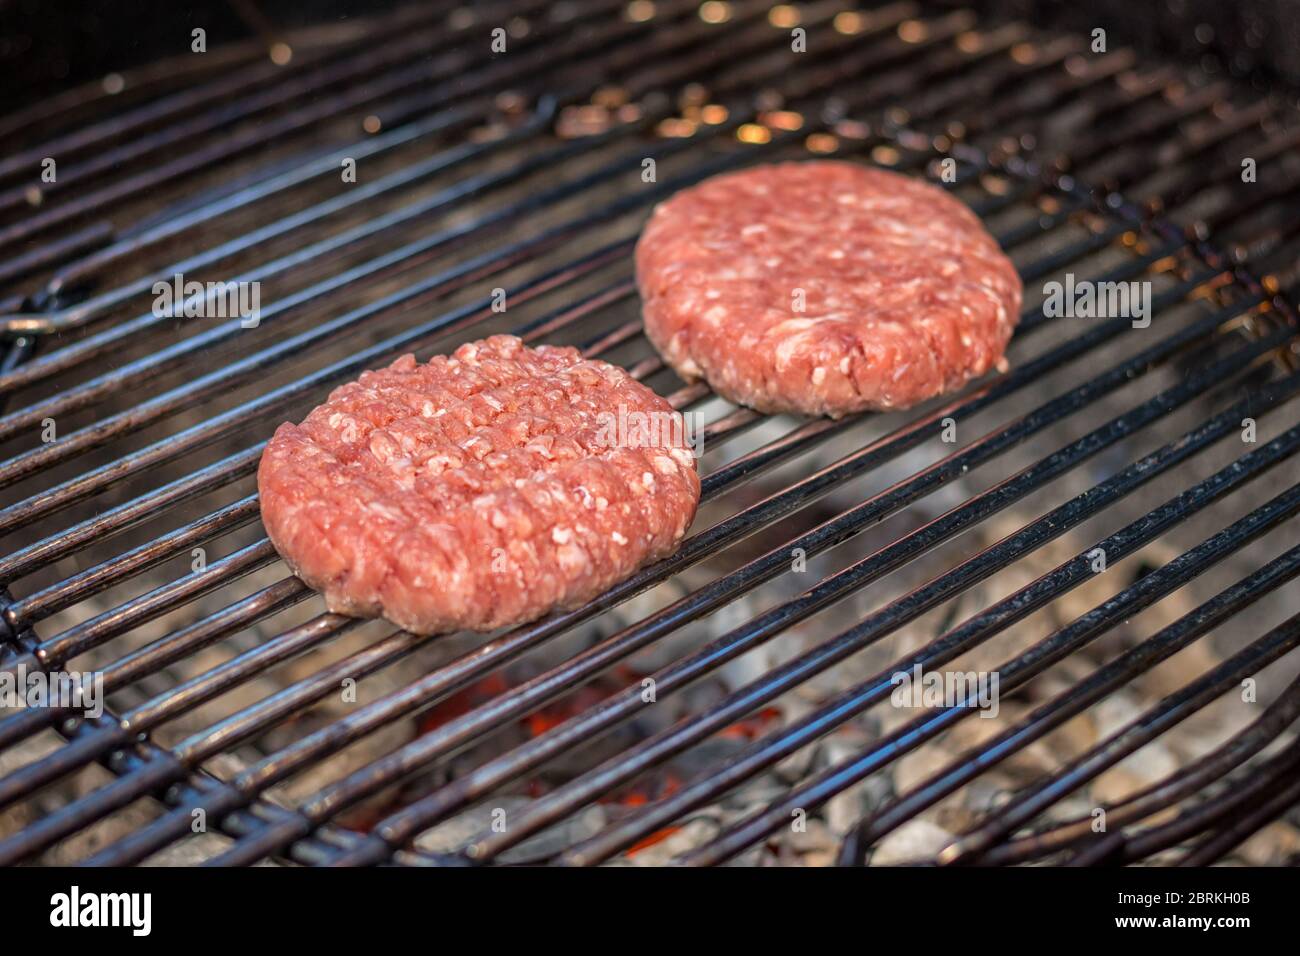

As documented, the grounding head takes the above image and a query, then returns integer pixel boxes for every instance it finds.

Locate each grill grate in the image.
[1,1,1299,867]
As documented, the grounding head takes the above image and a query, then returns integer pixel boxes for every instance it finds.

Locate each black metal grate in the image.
[1,1,1299,867]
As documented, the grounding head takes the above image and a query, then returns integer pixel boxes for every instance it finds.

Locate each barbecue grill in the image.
[1,0,1299,868]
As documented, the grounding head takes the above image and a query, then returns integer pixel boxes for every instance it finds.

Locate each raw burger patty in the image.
[258,335,700,634]
[636,160,1023,417]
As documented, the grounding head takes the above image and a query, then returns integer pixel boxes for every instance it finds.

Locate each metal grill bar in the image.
[0,0,639,256]
[945,506,1300,856]
[1,100,538,341]
[676,468,1300,866]
[5,0,778,336]
[973,610,1300,866]
[0,3,458,185]
[960,706,1300,864]
[1144,736,1300,865]
[843,541,1300,863]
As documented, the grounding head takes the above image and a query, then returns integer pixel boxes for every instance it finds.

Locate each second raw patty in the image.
[635,160,1023,418]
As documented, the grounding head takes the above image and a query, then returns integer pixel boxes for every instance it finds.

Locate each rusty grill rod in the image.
[0,0,638,257]
[0,1,463,186]
[1,0,768,333]
[955,599,1300,865]
[845,540,1300,864]
[678,461,1300,867]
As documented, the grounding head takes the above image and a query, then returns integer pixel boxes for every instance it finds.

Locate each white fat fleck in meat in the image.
[775,329,819,367]
[369,431,400,463]
[653,455,679,476]
[771,318,818,335]
[525,436,555,459]
[423,452,461,473]
[611,531,628,545]
[366,501,406,523]
[669,447,695,470]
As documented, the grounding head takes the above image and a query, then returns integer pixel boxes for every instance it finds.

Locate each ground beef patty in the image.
[636,160,1023,418]
[258,335,700,634]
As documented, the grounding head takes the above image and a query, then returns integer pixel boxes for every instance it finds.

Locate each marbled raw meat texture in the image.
[636,161,1023,417]
[258,335,700,634]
